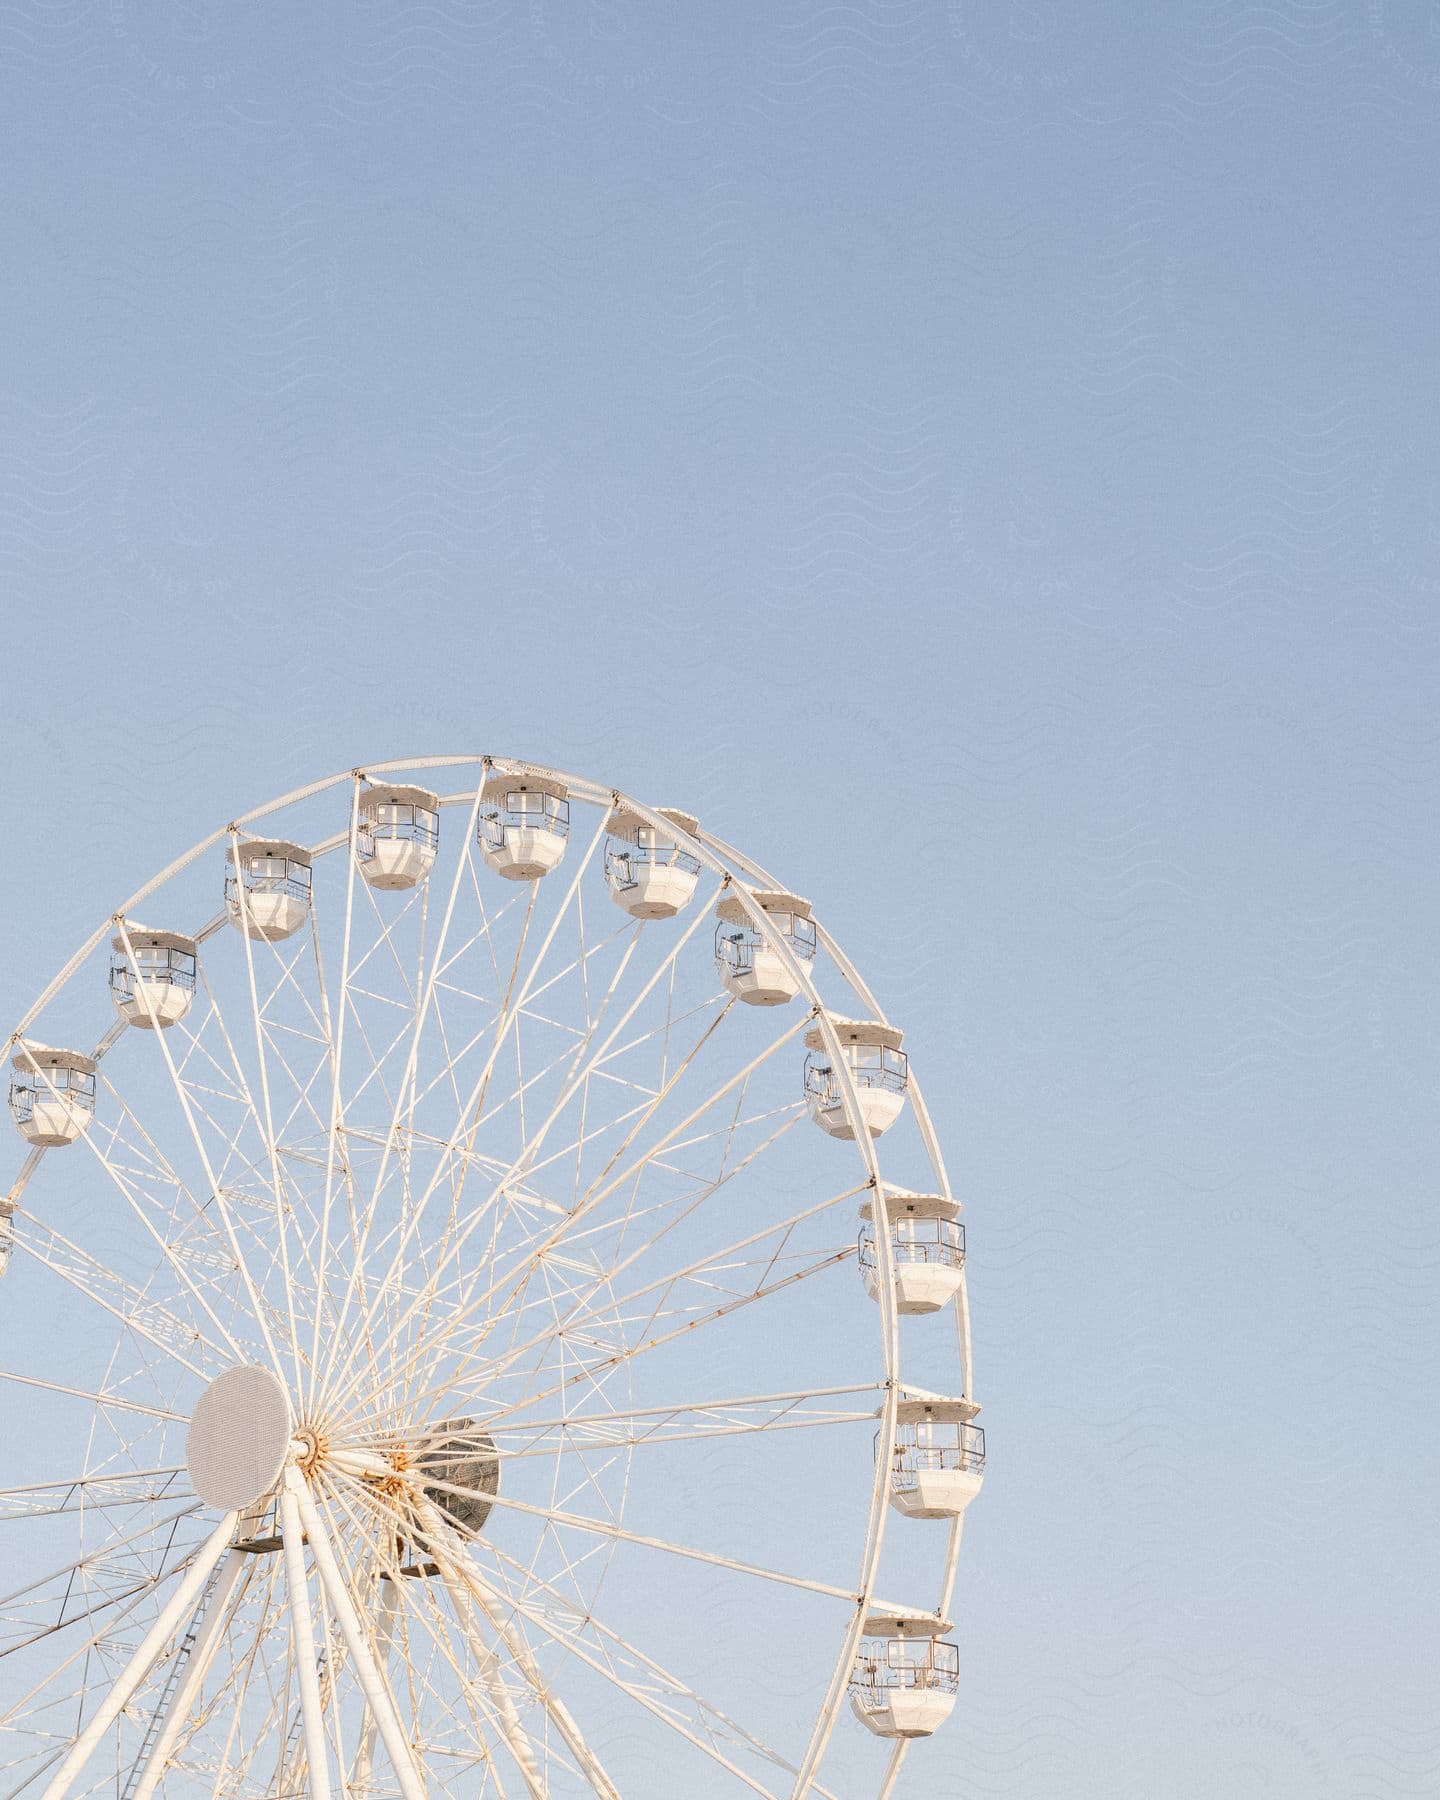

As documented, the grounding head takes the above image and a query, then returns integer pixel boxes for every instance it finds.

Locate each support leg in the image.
[348,1568,398,1795]
[41,1511,239,1800]
[129,1547,251,1800]
[280,1480,333,1800]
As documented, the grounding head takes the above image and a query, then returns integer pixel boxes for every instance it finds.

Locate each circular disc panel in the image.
[187,1365,292,1511]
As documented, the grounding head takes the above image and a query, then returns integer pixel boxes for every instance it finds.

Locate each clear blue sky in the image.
[2,4,1437,1795]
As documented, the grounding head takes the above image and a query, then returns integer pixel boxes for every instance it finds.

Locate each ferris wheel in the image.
[0,756,983,1799]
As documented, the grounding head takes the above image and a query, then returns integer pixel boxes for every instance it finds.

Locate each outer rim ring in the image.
[6,754,972,1797]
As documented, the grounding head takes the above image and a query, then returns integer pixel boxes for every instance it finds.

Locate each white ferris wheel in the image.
[0,756,983,1799]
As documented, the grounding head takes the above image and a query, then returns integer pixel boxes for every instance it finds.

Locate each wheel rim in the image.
[0,757,974,1797]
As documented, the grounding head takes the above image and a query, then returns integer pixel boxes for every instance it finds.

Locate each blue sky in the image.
[1,3,1437,1795]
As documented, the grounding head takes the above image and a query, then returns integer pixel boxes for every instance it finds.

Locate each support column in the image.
[129,1547,251,1800]
[280,1479,333,1800]
[41,1511,239,1800]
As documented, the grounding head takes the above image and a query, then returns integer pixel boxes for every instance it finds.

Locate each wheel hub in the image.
[187,1367,500,1549]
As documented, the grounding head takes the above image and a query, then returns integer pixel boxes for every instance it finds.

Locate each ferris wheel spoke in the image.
[369,1230,856,1457]
[0,1504,205,1656]
[445,1002,683,1178]
[0,1370,184,1424]
[242,924,333,1048]
[456,825,510,996]
[468,989,739,1214]
[520,978,750,1235]
[452,1177,861,1426]
[220,992,335,1167]
[0,1742,66,1796]
[333,1006,810,1429]
[0,1523,210,1751]
[222,843,313,1387]
[82,1088,261,1341]
[346,873,428,1028]
[414,1588,538,1796]
[457,1100,810,1363]
[319,1473,521,1794]
[196,960,329,1282]
[456,1235,858,1443]
[489,1537,850,1800]
[317,806,615,1411]
[5,1214,216,1383]
[222,1663,290,1800]
[62,1103,255,1371]
[473,886,713,1205]
[345,1554,398,1795]
[350,878,533,1243]
[305,989,432,1385]
[447,1601,584,1799]
[339,971,424,1095]
[331,1475,610,1797]
[377,779,496,1124]
[309,777,363,1402]
[416,1471,859,1605]
[417,1567,548,1798]
[510,909,637,1021]
[375,1071,741,1423]
[399,1573,529,1796]
[64,1124,304,1387]
[323,939,441,1368]
[0,1574,207,1799]
[497,1003,809,1285]
[411,1502,620,1800]
[360,806,605,1277]
[402,1030,629,1252]
[110,922,291,1384]
[481,1385,883,1463]
[139,975,307,1211]
[287,1469,427,1800]
[405,910,530,1121]
[0,1467,187,1522]
[470,1536,807,1800]
[326,785,493,1373]
[341,1473,601,1800]
[402,1241,853,1447]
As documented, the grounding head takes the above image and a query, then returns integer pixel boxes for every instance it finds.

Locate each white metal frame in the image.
[0,756,976,1798]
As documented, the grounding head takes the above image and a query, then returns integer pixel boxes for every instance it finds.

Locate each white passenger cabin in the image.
[884,1395,985,1520]
[225,839,312,941]
[804,1018,907,1139]
[714,891,815,1006]
[605,807,701,919]
[110,929,198,1030]
[357,785,440,890]
[859,1189,965,1314]
[478,772,569,881]
[8,1045,97,1147]
[849,1610,959,1739]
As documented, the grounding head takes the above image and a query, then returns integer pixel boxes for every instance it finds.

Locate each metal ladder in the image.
[117,1557,227,1800]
